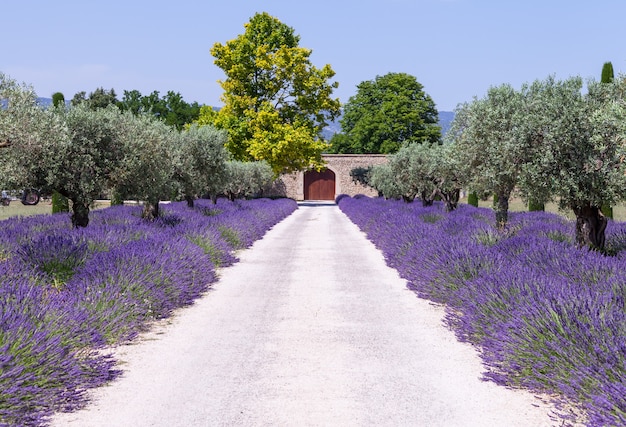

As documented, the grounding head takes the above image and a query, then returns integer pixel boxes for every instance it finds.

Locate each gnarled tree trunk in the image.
[185,194,195,208]
[440,188,460,212]
[495,191,510,229]
[420,190,434,207]
[572,204,607,250]
[70,198,91,228]
[142,200,160,221]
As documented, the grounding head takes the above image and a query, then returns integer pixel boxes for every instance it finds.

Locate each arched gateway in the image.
[304,168,336,200]
[266,155,388,200]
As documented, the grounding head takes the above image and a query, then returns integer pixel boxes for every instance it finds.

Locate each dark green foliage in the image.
[349,166,372,187]
[110,190,124,206]
[467,191,478,207]
[51,191,69,213]
[492,193,498,209]
[601,204,613,220]
[118,90,201,130]
[601,61,614,84]
[329,72,441,154]
[71,87,118,109]
[51,92,65,108]
[528,199,545,212]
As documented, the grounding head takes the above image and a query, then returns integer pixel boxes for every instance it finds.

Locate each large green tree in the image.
[329,72,441,154]
[71,87,119,109]
[118,90,201,130]
[208,11,341,174]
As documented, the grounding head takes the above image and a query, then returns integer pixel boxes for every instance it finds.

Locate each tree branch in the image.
[0,139,11,149]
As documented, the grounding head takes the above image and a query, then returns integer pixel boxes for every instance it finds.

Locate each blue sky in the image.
[2,0,625,111]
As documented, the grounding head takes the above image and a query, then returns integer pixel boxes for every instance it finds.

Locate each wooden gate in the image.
[304,169,336,200]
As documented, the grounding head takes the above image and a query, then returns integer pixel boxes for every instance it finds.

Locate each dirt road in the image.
[51,203,557,426]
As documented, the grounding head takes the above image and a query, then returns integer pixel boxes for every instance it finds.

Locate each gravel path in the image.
[51,203,558,427]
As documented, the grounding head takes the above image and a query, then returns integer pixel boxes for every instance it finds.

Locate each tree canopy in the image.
[447,75,626,249]
[448,83,526,227]
[369,142,463,211]
[118,90,201,130]
[206,11,341,175]
[71,87,119,109]
[172,124,229,207]
[329,72,441,154]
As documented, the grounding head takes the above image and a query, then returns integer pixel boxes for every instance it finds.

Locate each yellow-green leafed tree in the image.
[209,11,340,174]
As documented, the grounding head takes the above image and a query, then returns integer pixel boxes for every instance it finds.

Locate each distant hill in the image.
[438,111,455,136]
[37,97,54,107]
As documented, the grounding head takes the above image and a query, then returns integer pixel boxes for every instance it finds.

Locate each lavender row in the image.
[338,195,625,427]
[0,197,297,427]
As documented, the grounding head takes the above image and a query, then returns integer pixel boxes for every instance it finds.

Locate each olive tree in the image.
[450,84,527,227]
[518,76,626,249]
[112,112,177,220]
[393,143,440,205]
[431,143,465,212]
[221,160,274,201]
[0,73,64,194]
[172,124,228,207]
[47,104,127,227]
[368,163,402,200]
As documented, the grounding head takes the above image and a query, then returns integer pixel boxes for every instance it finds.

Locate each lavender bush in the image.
[0,197,296,426]
[338,195,625,426]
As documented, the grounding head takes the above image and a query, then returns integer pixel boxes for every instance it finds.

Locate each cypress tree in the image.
[601,62,614,84]
[467,191,478,207]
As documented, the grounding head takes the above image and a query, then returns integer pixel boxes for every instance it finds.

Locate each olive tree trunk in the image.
[572,205,607,250]
[440,189,460,212]
[142,200,160,221]
[420,190,434,207]
[70,198,91,228]
[495,191,510,229]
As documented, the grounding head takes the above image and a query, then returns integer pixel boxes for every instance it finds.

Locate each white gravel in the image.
[51,202,559,427]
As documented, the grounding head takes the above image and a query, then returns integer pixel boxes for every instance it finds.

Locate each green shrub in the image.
[467,191,478,207]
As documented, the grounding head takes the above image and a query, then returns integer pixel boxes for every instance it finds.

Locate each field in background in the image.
[2,196,626,223]
[462,195,626,222]
[0,200,111,221]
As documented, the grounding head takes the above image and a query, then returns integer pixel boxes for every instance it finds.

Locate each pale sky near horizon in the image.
[2,1,625,112]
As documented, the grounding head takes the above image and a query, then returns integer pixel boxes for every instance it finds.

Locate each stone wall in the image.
[268,154,388,200]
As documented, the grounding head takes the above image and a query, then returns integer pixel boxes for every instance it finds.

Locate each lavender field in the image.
[0,198,297,427]
[338,195,626,427]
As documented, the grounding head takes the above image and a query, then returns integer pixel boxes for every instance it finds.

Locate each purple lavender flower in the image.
[0,197,297,426]
[338,195,626,426]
